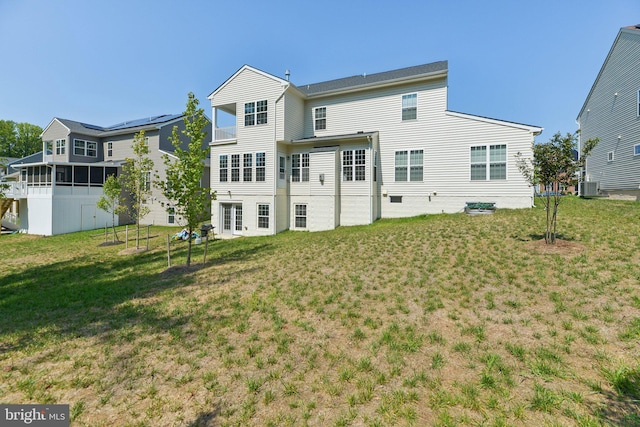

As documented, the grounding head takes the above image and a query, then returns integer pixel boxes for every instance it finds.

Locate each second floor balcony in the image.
[214,126,237,142]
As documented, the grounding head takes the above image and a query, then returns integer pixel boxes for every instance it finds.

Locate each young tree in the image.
[516,131,598,244]
[0,157,9,200]
[156,92,213,267]
[97,174,125,243]
[121,130,154,248]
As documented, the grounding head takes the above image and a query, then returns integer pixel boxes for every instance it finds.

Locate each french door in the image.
[221,203,243,235]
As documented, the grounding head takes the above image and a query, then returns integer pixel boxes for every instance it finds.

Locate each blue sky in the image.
[0,0,638,141]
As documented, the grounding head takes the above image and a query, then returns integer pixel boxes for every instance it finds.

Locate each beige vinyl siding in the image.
[339,144,372,226]
[303,79,448,138]
[281,91,305,142]
[380,112,535,217]
[42,120,70,162]
[308,148,339,231]
[579,29,640,193]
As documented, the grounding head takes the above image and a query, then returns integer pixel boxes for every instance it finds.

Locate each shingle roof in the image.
[296,61,448,96]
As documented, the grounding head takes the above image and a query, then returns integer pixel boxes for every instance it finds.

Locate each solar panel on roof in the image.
[80,123,105,131]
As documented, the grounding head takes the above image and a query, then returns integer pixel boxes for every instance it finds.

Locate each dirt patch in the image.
[118,247,149,255]
[526,238,586,255]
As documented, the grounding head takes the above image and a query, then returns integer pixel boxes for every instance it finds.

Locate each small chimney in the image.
[285,69,290,81]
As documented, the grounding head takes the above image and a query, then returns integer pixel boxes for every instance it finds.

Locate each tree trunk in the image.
[186,226,192,267]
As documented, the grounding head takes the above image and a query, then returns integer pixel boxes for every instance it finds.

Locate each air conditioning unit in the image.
[580,181,600,197]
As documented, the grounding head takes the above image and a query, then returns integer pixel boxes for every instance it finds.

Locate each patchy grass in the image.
[1,197,639,426]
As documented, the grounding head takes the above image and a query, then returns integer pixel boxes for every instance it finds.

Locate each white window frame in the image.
[394,149,423,182]
[167,207,175,224]
[219,154,228,182]
[402,93,417,121]
[608,151,614,162]
[279,155,286,181]
[231,154,240,182]
[294,204,307,229]
[634,144,640,156]
[257,204,269,229]
[73,139,97,157]
[291,153,309,182]
[314,107,326,131]
[243,153,252,182]
[256,152,266,182]
[470,144,507,181]
[342,149,366,181]
[106,142,113,158]
[244,100,268,126]
[637,89,640,117]
[55,138,66,155]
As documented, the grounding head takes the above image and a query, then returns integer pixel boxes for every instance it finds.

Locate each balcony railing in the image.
[214,126,237,141]
[2,182,28,198]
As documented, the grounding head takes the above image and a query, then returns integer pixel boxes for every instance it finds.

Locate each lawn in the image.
[1,197,639,426]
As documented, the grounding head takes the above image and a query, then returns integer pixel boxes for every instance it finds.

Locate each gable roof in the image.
[577,25,640,120]
[208,65,290,100]
[296,61,448,97]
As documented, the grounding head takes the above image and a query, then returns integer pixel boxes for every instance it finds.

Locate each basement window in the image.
[390,196,403,203]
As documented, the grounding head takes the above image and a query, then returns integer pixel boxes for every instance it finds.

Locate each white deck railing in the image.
[2,182,28,198]
[214,126,237,141]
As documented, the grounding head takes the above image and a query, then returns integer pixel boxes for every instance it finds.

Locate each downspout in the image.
[367,135,373,224]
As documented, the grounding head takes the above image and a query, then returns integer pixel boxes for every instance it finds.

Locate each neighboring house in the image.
[577,24,640,199]
[3,114,211,235]
[208,61,542,237]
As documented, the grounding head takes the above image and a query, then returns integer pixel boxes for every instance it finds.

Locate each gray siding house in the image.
[208,61,542,237]
[3,114,211,235]
[578,25,640,198]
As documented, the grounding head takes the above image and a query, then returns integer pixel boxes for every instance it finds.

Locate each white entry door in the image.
[221,203,243,235]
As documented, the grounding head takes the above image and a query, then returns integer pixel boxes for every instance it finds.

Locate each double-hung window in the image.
[294,204,307,228]
[243,153,253,182]
[342,149,366,181]
[245,100,268,126]
[257,204,269,229]
[395,150,423,181]
[315,107,326,130]
[291,153,309,182]
[634,144,640,156]
[342,150,353,181]
[55,139,66,155]
[470,144,507,180]
[256,152,266,182]
[73,139,97,157]
[402,93,417,121]
[279,155,286,180]
[231,154,240,182]
[107,142,113,157]
[219,155,228,182]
